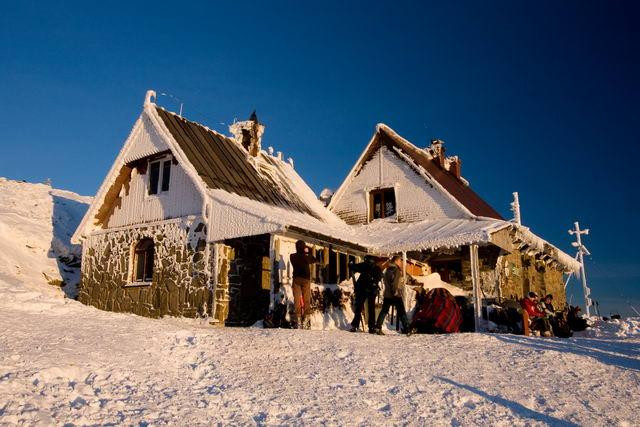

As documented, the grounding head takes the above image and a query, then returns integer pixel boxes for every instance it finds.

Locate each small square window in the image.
[370,188,396,220]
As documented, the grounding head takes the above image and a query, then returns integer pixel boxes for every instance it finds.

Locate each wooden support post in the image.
[401,251,407,332]
[210,243,219,320]
[268,235,277,311]
[470,244,483,332]
[402,251,407,286]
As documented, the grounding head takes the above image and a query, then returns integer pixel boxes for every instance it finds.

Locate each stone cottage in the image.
[72,90,579,327]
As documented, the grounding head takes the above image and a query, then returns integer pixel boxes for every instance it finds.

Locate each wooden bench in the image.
[522,310,530,336]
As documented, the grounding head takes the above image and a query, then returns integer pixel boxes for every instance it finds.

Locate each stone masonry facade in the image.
[78,219,212,318]
[498,251,566,307]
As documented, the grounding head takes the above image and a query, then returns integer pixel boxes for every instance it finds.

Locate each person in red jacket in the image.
[522,292,545,317]
[521,292,552,336]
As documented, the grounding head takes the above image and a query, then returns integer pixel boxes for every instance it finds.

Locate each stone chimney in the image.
[447,156,462,179]
[229,110,265,157]
[318,188,334,206]
[427,139,446,167]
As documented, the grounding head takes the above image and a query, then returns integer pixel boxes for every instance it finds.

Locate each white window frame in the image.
[146,155,172,197]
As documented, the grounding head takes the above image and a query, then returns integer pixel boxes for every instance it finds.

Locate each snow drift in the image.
[0,178,91,298]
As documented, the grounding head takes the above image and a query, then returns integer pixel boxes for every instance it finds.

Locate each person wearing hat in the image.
[349,255,383,333]
[539,294,556,316]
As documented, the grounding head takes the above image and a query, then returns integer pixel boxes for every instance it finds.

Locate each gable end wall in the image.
[331,146,468,224]
[105,115,203,228]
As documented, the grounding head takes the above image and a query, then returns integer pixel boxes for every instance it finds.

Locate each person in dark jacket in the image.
[349,255,383,333]
[374,255,411,335]
[539,294,555,316]
[289,240,318,329]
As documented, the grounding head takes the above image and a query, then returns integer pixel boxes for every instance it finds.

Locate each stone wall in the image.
[498,251,566,306]
[211,243,233,324]
[78,218,212,318]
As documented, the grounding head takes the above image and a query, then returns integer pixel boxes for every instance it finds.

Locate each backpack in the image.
[411,288,463,333]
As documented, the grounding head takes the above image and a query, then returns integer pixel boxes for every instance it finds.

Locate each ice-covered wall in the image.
[331,147,468,224]
[106,118,202,228]
[79,218,211,318]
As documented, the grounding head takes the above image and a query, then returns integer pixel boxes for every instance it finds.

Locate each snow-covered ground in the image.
[1,178,639,425]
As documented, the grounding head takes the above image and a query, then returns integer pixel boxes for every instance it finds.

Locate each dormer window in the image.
[148,157,172,195]
[370,188,396,220]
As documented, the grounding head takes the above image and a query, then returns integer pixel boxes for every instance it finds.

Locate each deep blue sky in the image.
[1,1,638,316]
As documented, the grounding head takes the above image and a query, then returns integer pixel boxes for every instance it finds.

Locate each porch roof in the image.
[358,217,509,254]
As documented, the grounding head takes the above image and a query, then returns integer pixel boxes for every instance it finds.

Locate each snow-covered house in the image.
[328,124,580,307]
[73,90,579,326]
[72,91,372,325]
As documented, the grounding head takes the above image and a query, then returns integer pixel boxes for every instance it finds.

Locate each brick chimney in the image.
[229,111,265,157]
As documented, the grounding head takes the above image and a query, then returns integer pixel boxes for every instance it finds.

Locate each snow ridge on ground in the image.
[1,178,639,425]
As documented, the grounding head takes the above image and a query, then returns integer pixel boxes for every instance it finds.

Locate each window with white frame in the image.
[148,157,172,195]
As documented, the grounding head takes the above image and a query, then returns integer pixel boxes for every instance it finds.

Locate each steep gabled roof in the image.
[72,91,340,243]
[329,124,504,220]
[154,107,318,218]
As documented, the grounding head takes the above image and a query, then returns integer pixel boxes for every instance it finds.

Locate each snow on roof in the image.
[205,189,581,272]
[512,225,581,272]
[155,106,322,218]
[357,217,509,254]
[329,123,503,219]
[206,188,364,249]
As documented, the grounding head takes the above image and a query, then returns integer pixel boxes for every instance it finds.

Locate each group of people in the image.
[290,240,582,338]
[520,291,557,336]
[289,240,411,334]
[349,254,411,335]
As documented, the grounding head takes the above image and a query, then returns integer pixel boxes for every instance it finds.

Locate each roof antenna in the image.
[159,92,184,117]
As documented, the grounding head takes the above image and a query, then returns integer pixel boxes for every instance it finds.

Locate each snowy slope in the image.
[0,178,91,298]
[0,179,639,425]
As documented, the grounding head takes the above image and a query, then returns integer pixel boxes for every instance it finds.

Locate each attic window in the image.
[370,188,396,220]
[148,157,172,195]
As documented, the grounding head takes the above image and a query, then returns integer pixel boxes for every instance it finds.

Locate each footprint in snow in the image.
[70,396,87,409]
[336,350,351,359]
[388,386,400,395]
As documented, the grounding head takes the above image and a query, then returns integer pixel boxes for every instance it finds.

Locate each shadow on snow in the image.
[493,334,640,373]
[435,376,579,427]
[49,193,89,299]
